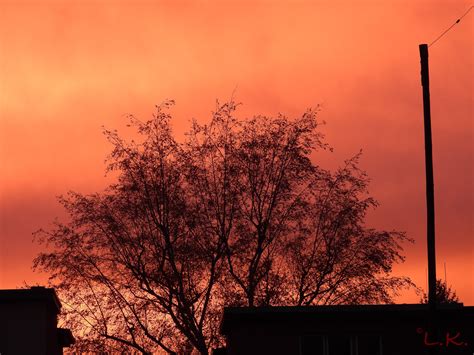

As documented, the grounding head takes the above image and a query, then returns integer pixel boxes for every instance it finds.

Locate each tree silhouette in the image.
[34,100,413,354]
[421,279,460,304]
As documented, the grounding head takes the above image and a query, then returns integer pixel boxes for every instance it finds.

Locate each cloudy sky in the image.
[1,0,472,304]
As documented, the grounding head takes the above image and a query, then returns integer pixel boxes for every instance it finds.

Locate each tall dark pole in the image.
[419,44,437,310]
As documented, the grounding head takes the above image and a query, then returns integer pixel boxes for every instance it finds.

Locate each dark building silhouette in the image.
[220,304,474,355]
[0,286,74,355]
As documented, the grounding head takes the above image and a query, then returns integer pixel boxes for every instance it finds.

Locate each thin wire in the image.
[429,5,474,47]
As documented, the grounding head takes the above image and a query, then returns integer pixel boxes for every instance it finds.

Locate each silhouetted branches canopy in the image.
[34,100,413,354]
[421,279,461,305]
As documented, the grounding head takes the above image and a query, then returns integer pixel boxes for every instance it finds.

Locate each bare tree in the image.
[287,154,413,306]
[34,100,413,354]
[35,101,226,354]
[220,109,327,306]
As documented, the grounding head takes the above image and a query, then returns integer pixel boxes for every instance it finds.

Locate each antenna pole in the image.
[444,262,447,286]
[419,44,437,311]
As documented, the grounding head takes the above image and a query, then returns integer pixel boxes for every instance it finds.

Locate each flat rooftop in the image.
[0,287,62,313]
[221,303,473,334]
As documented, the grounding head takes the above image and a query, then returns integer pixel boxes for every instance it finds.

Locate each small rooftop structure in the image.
[0,286,74,355]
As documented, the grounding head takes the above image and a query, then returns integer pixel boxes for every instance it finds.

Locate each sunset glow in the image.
[0,0,472,304]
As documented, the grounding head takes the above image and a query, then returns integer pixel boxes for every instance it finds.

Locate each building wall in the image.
[0,301,62,355]
[226,323,474,355]
[226,327,300,355]
[222,307,474,355]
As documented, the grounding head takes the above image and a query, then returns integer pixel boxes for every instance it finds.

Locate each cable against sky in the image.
[429,5,473,47]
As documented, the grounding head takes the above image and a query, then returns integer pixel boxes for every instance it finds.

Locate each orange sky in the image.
[1,0,472,304]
